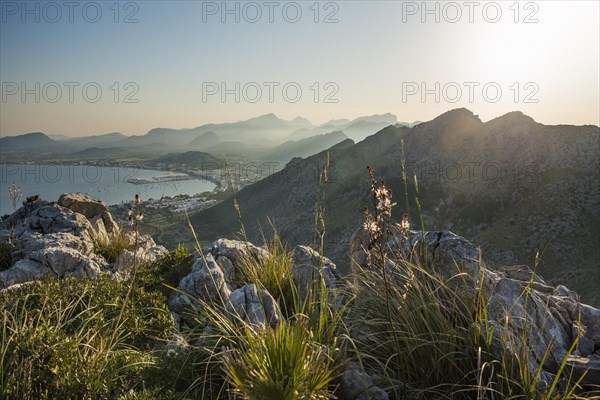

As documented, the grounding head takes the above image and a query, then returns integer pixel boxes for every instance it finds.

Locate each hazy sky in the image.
[1,0,598,136]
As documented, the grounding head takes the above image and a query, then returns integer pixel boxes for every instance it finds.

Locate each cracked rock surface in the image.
[0,194,166,290]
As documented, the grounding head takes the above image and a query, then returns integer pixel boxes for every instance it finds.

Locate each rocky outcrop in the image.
[171,232,600,389]
[112,234,169,279]
[58,193,120,234]
[168,253,233,327]
[204,238,269,284]
[168,239,338,329]
[351,228,600,389]
[0,194,166,290]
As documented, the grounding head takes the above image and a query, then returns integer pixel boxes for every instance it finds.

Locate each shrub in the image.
[349,166,594,399]
[142,343,228,400]
[137,244,194,298]
[351,259,480,398]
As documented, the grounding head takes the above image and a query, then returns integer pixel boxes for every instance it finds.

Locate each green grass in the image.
[234,231,305,320]
[137,243,194,298]
[2,161,597,399]
[0,275,173,400]
[3,235,593,399]
[92,230,134,264]
[0,245,216,400]
[350,257,480,399]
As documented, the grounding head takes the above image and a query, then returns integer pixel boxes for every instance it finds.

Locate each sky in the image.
[1,0,599,136]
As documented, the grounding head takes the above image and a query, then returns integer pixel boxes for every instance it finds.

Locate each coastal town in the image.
[107,159,278,228]
[1,157,275,214]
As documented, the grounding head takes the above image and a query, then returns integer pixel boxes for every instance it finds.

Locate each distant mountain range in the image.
[288,113,404,143]
[0,113,411,163]
[189,108,600,306]
[0,132,58,151]
[262,131,351,162]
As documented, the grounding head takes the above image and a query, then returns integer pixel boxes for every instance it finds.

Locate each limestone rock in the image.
[204,238,268,285]
[215,256,236,286]
[226,283,283,330]
[17,231,94,257]
[28,246,104,277]
[291,245,339,301]
[0,258,51,288]
[112,235,167,279]
[168,253,232,327]
[58,193,119,233]
[0,193,166,291]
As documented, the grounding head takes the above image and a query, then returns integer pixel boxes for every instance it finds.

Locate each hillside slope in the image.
[191,108,600,305]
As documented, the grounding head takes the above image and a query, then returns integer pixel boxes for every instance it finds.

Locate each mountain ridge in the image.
[189,108,600,306]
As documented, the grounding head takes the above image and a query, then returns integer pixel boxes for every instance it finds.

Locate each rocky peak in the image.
[423,108,483,133]
[58,193,120,235]
[485,110,537,131]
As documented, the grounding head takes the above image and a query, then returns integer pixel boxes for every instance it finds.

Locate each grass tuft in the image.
[223,321,338,400]
[92,230,134,264]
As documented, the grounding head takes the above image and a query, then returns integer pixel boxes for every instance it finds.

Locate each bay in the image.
[0,164,216,215]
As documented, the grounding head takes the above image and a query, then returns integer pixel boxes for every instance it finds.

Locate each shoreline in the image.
[0,162,222,214]
[0,161,222,189]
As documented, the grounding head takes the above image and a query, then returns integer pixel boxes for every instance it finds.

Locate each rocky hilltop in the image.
[1,193,599,397]
[0,193,166,288]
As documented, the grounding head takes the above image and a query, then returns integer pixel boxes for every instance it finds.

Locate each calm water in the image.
[0,164,216,215]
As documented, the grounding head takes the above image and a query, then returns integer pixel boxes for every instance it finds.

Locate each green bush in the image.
[141,344,227,400]
[137,244,194,298]
[0,275,173,399]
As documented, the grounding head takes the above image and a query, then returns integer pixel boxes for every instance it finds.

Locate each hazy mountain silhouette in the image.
[67,132,127,149]
[262,131,349,163]
[188,131,220,149]
[288,113,401,142]
[72,143,167,158]
[1,113,402,159]
[0,132,58,152]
